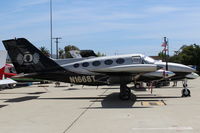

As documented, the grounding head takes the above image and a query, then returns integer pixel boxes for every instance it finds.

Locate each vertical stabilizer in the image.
[3,38,65,74]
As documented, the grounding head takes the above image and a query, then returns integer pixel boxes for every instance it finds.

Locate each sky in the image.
[0,0,200,56]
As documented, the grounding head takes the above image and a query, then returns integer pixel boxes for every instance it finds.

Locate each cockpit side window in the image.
[132,56,142,64]
[143,56,155,64]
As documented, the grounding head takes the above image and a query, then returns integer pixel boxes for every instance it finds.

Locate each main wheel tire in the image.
[135,83,140,89]
[119,87,131,100]
[182,89,191,97]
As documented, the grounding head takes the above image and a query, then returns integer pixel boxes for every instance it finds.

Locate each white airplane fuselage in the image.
[54,54,196,84]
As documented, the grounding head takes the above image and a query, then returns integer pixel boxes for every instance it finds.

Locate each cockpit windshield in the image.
[143,56,155,64]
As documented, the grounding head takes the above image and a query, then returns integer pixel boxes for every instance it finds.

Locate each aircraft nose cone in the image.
[156,62,196,73]
[186,72,199,79]
[178,64,196,73]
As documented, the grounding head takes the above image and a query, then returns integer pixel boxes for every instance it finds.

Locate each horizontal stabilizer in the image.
[0,78,17,85]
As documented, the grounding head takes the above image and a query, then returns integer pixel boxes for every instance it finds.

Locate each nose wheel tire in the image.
[182,89,191,97]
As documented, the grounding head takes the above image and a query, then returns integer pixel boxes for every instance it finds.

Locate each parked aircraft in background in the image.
[0,51,16,88]
[3,38,197,99]
[3,64,44,83]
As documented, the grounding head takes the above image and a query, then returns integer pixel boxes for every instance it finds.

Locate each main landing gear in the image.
[119,84,131,100]
[182,79,191,97]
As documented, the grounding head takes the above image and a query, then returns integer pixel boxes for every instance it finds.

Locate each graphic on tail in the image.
[3,38,65,74]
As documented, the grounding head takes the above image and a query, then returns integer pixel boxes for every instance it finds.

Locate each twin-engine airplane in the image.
[2,38,196,100]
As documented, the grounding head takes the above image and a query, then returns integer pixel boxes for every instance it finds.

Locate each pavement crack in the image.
[63,89,108,133]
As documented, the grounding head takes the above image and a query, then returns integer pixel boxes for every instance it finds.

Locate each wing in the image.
[89,64,159,74]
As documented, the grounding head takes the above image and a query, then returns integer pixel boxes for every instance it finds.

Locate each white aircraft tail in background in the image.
[69,50,82,58]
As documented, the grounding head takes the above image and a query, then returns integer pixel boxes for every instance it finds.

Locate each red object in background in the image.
[0,66,5,80]
[162,48,168,52]
[0,64,17,80]
[161,42,167,47]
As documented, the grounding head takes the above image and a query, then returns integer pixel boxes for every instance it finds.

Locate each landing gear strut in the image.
[182,79,191,97]
[119,84,131,100]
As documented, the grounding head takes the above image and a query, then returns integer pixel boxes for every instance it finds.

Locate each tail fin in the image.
[0,50,7,80]
[2,38,64,74]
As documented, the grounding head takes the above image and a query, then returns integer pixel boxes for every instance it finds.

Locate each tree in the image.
[39,46,50,57]
[180,44,200,66]
[59,48,65,59]
[96,51,106,57]
[169,44,200,73]
[64,45,80,58]
[158,51,166,61]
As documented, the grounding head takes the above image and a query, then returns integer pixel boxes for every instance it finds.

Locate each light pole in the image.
[163,37,169,70]
[50,0,53,58]
[52,37,62,59]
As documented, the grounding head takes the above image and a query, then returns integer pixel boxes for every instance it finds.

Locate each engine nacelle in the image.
[108,76,132,84]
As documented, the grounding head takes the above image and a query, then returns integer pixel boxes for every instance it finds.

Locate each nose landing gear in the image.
[182,79,191,97]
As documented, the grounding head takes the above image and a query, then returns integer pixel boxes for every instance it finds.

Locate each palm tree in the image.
[59,48,65,59]
[39,46,50,57]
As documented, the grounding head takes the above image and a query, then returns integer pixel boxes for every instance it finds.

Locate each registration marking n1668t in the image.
[69,76,95,83]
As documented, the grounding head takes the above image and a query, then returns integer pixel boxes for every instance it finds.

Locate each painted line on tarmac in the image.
[63,89,109,133]
[132,127,193,131]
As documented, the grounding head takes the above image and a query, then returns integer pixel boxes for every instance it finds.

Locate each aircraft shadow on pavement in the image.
[38,97,105,100]
[89,93,182,109]
[4,96,39,103]
[54,85,69,88]
[64,88,81,91]
[0,92,46,95]
[101,87,119,90]
[38,92,182,109]
[96,93,143,109]
[0,105,8,108]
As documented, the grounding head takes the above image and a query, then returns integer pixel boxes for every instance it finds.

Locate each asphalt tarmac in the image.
[0,78,199,133]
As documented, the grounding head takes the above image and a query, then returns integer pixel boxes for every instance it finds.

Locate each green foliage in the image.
[158,51,169,62]
[96,51,106,57]
[59,44,106,58]
[169,55,182,63]
[39,46,50,57]
[58,48,65,59]
[64,45,80,58]
[169,44,200,72]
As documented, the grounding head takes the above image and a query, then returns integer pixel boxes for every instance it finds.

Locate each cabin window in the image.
[82,62,89,67]
[116,58,125,64]
[92,61,101,66]
[104,59,113,65]
[73,63,80,68]
[132,56,141,64]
